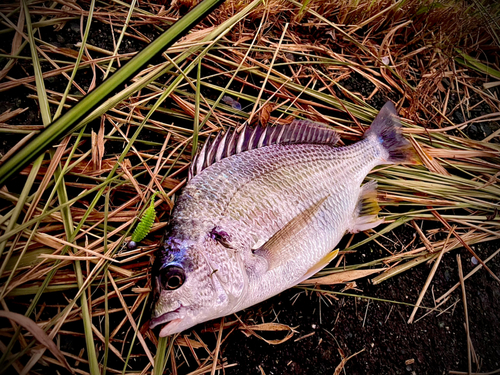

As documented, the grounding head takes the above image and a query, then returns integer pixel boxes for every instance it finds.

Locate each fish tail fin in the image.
[365,102,418,164]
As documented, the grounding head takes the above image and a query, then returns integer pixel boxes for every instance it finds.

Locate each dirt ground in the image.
[220,235,500,375]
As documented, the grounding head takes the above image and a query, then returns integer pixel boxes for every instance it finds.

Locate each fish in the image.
[149,101,416,337]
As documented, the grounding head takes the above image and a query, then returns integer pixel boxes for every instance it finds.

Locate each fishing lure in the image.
[129,192,159,248]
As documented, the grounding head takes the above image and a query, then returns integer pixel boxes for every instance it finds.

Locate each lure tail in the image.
[365,102,417,164]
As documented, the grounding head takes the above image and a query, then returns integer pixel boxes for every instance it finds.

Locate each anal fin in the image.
[350,180,384,233]
[298,249,339,283]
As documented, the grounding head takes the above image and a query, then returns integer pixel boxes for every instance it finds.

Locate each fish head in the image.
[150,236,230,336]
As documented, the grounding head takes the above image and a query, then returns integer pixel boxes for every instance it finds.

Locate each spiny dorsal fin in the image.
[189,120,339,179]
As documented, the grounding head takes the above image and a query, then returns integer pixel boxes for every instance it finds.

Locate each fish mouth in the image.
[149,308,184,330]
[159,318,183,337]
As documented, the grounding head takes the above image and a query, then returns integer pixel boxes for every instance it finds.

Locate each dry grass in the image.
[0,0,499,374]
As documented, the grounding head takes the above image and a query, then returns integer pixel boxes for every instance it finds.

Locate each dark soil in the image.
[220,239,500,375]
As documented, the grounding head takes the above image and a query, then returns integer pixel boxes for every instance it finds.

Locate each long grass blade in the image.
[0,0,228,185]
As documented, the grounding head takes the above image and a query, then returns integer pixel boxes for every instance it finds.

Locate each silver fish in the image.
[150,102,415,337]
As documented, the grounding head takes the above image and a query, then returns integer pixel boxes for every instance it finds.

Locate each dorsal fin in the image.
[189,120,339,179]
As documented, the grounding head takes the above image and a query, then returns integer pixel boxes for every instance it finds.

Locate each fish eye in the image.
[161,265,185,290]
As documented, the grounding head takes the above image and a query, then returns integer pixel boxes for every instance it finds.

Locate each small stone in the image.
[444,269,450,281]
[454,111,465,123]
[467,124,479,139]
[70,22,80,33]
[478,123,492,137]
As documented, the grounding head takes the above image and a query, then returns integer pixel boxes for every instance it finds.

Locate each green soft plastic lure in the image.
[130,193,159,246]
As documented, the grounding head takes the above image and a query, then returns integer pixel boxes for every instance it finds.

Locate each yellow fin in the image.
[253,195,329,270]
[298,249,340,283]
[350,181,384,233]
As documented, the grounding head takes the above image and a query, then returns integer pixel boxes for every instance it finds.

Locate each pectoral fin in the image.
[349,180,384,233]
[253,195,329,270]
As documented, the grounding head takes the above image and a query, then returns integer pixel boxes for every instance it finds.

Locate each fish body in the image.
[150,102,414,336]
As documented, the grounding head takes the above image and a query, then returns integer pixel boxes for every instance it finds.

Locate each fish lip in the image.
[159,318,183,337]
[149,308,184,329]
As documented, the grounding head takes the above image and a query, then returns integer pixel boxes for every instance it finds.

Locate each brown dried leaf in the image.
[97,121,105,168]
[175,337,204,349]
[0,108,28,123]
[239,322,298,345]
[410,137,450,176]
[0,311,74,374]
[300,268,386,285]
[341,281,365,292]
[33,232,61,249]
[91,130,98,170]
[170,94,216,129]
[333,348,365,375]
[12,7,25,56]
[174,25,214,46]
[233,35,254,46]
[39,45,89,61]
[426,148,498,159]
[71,157,122,176]
[243,322,297,332]
[258,102,273,126]
[119,159,144,201]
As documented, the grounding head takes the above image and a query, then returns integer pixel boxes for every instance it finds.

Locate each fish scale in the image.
[150,102,416,336]
[214,144,367,239]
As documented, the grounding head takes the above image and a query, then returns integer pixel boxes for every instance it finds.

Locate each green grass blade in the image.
[53,0,96,120]
[102,0,137,81]
[153,336,175,375]
[102,191,110,375]
[53,152,100,375]
[121,294,149,375]
[0,155,43,277]
[456,49,500,79]
[192,58,202,157]
[0,0,227,185]
[22,0,51,125]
